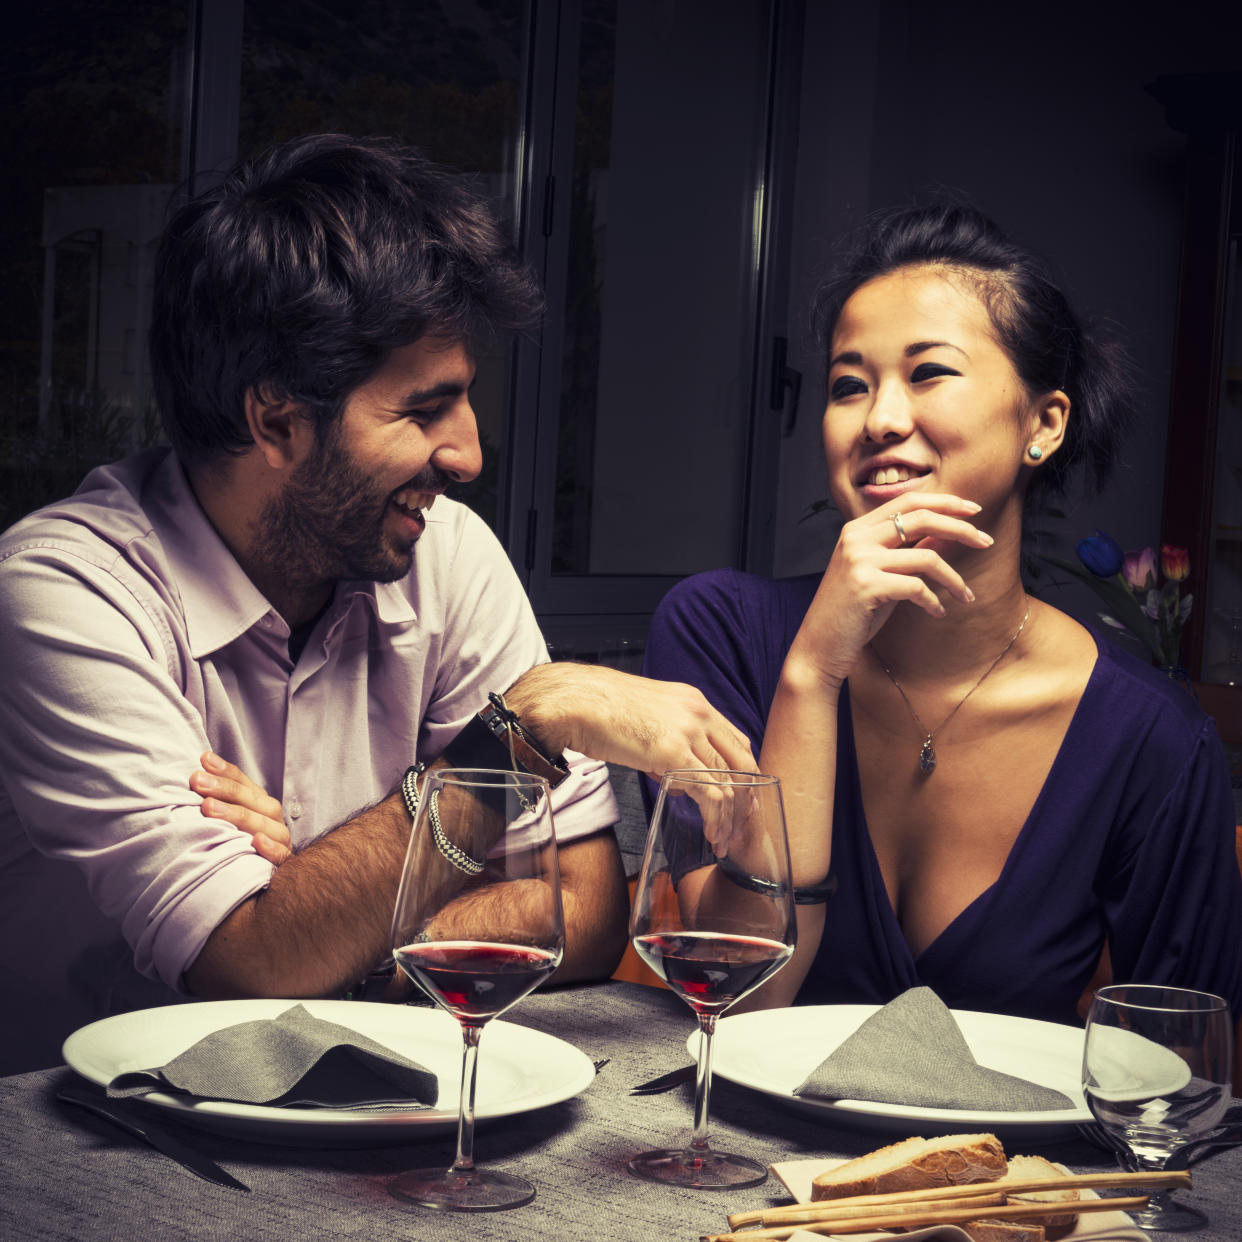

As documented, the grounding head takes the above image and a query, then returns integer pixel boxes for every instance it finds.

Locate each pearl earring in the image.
[1028,445,1044,460]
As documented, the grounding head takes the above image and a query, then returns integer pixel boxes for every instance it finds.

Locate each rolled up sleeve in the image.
[415,506,619,845]
[0,541,274,991]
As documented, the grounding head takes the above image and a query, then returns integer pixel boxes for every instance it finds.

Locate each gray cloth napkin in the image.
[108,1003,439,1109]
[793,987,1073,1111]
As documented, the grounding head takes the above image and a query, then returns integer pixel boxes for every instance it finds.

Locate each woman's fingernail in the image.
[964,586,976,603]
[196,773,217,791]
[203,751,226,772]
[979,531,994,545]
[964,500,982,513]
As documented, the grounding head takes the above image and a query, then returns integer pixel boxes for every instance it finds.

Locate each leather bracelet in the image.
[717,854,837,906]
[444,692,570,789]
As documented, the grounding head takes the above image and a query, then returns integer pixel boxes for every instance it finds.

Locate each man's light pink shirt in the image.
[0,449,616,1059]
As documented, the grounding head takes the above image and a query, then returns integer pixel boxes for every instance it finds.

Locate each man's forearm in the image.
[187,655,756,1001]
[184,790,412,1000]
[501,662,757,776]
[184,763,558,1000]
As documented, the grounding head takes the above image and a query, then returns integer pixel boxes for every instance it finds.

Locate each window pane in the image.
[0,0,187,530]
[238,0,527,531]
[552,0,771,575]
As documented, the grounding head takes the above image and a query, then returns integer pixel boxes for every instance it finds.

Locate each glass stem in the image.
[451,1022,483,1174]
[688,1013,718,1155]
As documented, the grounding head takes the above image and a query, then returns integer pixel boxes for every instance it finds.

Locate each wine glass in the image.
[389,768,563,1212]
[628,769,796,1189]
[1083,984,1233,1231]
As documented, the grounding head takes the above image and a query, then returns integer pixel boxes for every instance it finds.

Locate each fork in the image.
[1075,1120,1242,1168]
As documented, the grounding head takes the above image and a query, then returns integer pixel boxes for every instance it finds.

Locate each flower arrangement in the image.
[1042,532,1193,671]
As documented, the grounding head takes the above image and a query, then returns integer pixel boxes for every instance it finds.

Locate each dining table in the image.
[2,979,1239,1242]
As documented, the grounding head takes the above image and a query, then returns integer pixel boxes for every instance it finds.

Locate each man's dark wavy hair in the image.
[812,202,1134,505]
[150,133,543,463]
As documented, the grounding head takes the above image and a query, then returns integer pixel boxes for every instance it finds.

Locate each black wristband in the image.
[716,854,837,906]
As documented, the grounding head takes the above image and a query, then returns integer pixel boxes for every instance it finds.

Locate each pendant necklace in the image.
[870,600,1031,776]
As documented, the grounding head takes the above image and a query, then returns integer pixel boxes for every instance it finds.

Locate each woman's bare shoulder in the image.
[1014,599,1099,707]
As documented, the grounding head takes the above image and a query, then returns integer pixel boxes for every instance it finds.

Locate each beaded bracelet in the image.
[401,764,485,876]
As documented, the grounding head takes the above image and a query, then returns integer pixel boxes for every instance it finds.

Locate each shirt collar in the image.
[145,452,280,658]
[369,578,417,626]
[327,577,417,634]
[149,452,419,655]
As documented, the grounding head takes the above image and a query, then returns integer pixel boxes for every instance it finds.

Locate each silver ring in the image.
[892,512,908,546]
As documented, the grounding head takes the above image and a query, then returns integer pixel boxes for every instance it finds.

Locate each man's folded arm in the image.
[181,763,629,1000]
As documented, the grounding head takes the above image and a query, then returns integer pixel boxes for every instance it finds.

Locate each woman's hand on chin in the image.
[793,493,994,684]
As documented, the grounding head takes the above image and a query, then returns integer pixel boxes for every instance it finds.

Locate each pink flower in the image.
[1122,547,1157,591]
[1161,544,1190,581]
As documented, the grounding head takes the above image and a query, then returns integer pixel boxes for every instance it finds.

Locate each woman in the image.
[644,204,1242,1028]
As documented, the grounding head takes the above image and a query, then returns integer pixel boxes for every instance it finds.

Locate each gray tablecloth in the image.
[1,981,1239,1242]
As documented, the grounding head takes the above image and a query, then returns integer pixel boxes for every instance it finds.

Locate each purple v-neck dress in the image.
[643,568,1242,1026]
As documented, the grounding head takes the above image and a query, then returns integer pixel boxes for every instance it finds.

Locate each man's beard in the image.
[255,425,449,591]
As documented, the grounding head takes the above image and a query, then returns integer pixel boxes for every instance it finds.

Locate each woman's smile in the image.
[823,265,1039,523]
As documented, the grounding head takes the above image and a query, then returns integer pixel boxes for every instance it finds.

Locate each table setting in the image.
[3,979,1241,1242]
[2,767,1239,1241]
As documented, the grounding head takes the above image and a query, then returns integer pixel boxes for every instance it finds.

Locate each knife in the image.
[56,1086,251,1192]
[630,1063,697,1095]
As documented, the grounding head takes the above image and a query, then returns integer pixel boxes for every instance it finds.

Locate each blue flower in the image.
[1075,530,1124,578]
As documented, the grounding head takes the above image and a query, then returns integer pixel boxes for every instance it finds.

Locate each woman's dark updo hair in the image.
[812,203,1134,505]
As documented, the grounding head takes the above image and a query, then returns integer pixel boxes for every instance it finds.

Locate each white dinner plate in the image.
[1083,1024,1192,1103]
[64,998,595,1146]
[693,1004,1092,1136]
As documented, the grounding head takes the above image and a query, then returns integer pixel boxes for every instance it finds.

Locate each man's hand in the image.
[504,663,756,779]
[189,751,292,864]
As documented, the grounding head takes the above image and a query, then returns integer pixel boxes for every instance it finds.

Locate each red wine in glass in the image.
[627,768,796,1190]
[632,932,792,1016]
[387,768,563,1213]
[395,941,560,1024]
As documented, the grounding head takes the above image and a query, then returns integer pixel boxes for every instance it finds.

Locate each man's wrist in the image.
[502,664,576,756]
[442,687,570,788]
[498,672,551,747]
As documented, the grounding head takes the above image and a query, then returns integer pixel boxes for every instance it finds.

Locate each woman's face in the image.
[822,265,1045,525]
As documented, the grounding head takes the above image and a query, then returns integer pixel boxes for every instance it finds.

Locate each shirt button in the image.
[288,800,303,819]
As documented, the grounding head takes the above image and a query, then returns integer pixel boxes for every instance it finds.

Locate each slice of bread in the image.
[1002,1154,1081,1240]
[810,1133,1007,1201]
[962,1221,1046,1242]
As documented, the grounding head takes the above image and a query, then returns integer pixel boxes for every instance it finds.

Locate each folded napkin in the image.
[794,988,1073,1111]
[108,1003,439,1109]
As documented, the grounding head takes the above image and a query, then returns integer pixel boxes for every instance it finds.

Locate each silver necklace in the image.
[870,601,1031,776]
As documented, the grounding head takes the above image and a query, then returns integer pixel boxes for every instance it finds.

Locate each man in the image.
[0,134,753,1073]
